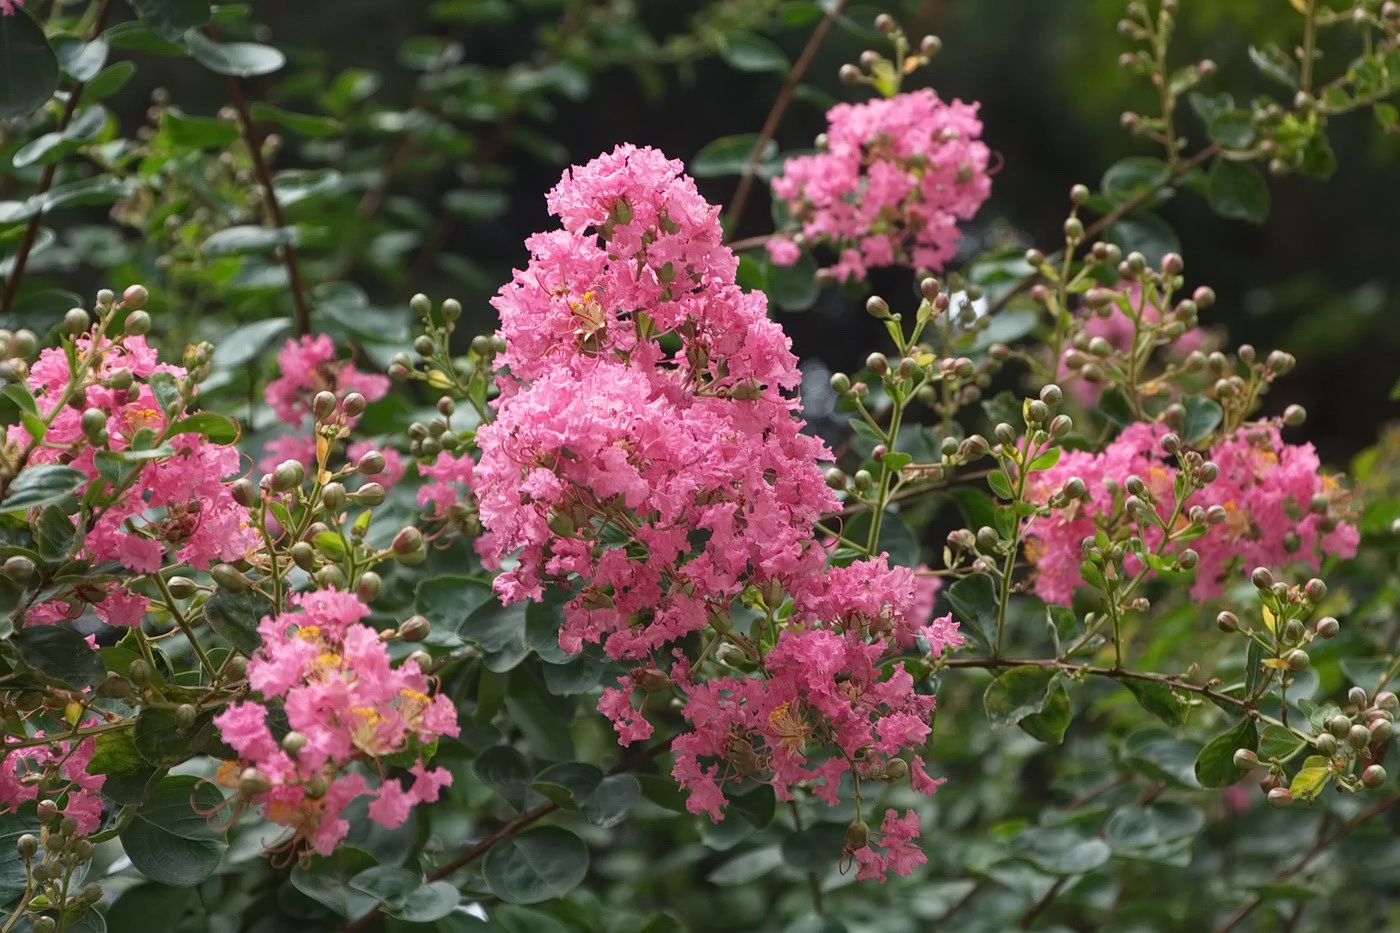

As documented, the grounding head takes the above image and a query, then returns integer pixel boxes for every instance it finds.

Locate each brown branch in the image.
[941,656,1250,710]
[1210,792,1400,933]
[337,737,673,933]
[0,0,117,317]
[724,0,848,242]
[981,143,1224,321]
[223,75,313,337]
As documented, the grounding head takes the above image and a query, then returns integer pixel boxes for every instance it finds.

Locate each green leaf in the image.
[202,586,272,655]
[946,573,996,653]
[53,36,109,82]
[133,705,219,767]
[14,626,106,689]
[1207,110,1256,149]
[1194,717,1258,788]
[1028,447,1062,471]
[169,411,239,444]
[1248,43,1299,89]
[185,32,285,76]
[1123,729,1202,788]
[84,60,138,100]
[482,826,589,904]
[1206,158,1270,224]
[1012,826,1111,875]
[0,11,59,118]
[291,846,380,919]
[350,866,458,922]
[209,317,292,369]
[1259,723,1306,761]
[472,745,532,811]
[1104,802,1204,865]
[983,665,1056,728]
[249,102,344,138]
[769,252,819,311]
[691,134,778,178]
[533,763,640,828]
[161,108,239,148]
[202,224,296,256]
[840,508,919,569]
[129,0,211,41]
[107,883,194,931]
[36,504,77,562]
[2,465,87,511]
[707,846,784,885]
[1103,213,1180,266]
[1100,156,1170,203]
[118,775,226,886]
[719,33,789,73]
[1122,679,1190,727]
[1019,677,1072,744]
[986,469,1013,499]
[273,168,344,206]
[1180,397,1223,444]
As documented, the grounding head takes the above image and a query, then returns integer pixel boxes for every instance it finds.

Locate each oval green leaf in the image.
[482,826,589,904]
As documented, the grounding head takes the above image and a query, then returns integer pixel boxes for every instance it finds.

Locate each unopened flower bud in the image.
[1216,610,1239,632]
[1363,764,1387,789]
[166,575,197,599]
[866,353,889,376]
[320,482,347,513]
[844,819,870,850]
[124,309,152,337]
[289,540,316,571]
[409,293,432,316]
[1178,548,1199,570]
[1161,252,1184,276]
[174,704,198,729]
[1063,217,1084,242]
[1313,616,1339,639]
[824,467,846,490]
[993,422,1016,446]
[3,555,35,580]
[356,571,382,603]
[440,298,462,322]
[1370,718,1393,745]
[1250,567,1274,590]
[1026,399,1049,424]
[1062,477,1086,500]
[230,478,258,508]
[1193,286,1216,308]
[392,526,425,556]
[65,307,90,335]
[123,284,149,313]
[211,563,249,592]
[399,614,431,642]
[313,565,346,589]
[1286,649,1310,672]
[239,767,273,796]
[356,450,386,475]
[865,296,890,319]
[1233,748,1259,770]
[1316,732,1339,756]
[351,482,385,506]
[343,392,367,417]
[1376,691,1399,713]
[271,459,304,492]
[312,391,337,421]
[15,834,38,859]
[1267,787,1293,809]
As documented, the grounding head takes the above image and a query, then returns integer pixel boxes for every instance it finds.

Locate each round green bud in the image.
[271,459,305,492]
[124,310,151,336]
[15,834,38,859]
[1315,732,1339,756]
[1070,184,1090,205]
[320,482,347,513]
[1326,715,1353,738]
[441,298,462,322]
[399,615,431,642]
[1377,691,1399,713]
[64,308,91,335]
[1250,567,1275,590]
[824,467,846,490]
[392,526,425,556]
[312,391,337,421]
[1348,723,1373,749]
[1286,649,1310,672]
[1063,217,1084,241]
[866,352,889,376]
[1267,787,1293,809]
[1216,611,1239,632]
[239,767,272,797]
[1315,616,1340,638]
[829,372,851,394]
[1283,404,1307,427]
[343,392,367,417]
[3,556,35,580]
[1363,764,1387,789]
[166,576,197,599]
[844,819,870,850]
[866,295,890,318]
[413,335,436,357]
[174,704,197,729]
[409,293,432,316]
[1233,748,1259,770]
[351,482,385,506]
[290,541,316,571]
[313,565,346,589]
[210,564,249,592]
[356,571,382,603]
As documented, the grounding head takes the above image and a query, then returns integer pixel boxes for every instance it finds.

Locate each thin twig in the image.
[1210,792,1400,933]
[942,656,1250,710]
[980,144,1222,322]
[223,75,313,337]
[724,0,848,242]
[0,0,116,317]
[337,737,673,933]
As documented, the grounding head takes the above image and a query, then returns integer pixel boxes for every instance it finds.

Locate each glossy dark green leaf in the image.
[1194,717,1258,788]
[14,625,105,688]
[534,763,639,828]
[1012,826,1111,875]
[249,102,344,138]
[472,745,532,811]
[36,505,77,562]
[1181,397,1224,444]
[348,865,457,921]
[1100,156,1170,203]
[53,36,109,82]
[83,60,137,100]
[1020,677,1072,744]
[1103,213,1180,266]
[185,32,285,76]
[1259,723,1307,761]
[290,846,380,918]
[118,775,226,886]
[1207,110,1256,149]
[482,826,589,904]
[201,586,271,655]
[133,705,219,767]
[209,317,292,369]
[0,11,59,118]
[161,108,239,148]
[1123,678,1190,727]
[2,465,87,511]
[986,470,1013,499]
[945,573,995,653]
[691,134,778,178]
[1248,43,1298,88]
[1207,158,1270,224]
[106,883,194,931]
[129,0,211,41]
[984,665,1056,729]
[202,224,296,256]
[719,33,789,73]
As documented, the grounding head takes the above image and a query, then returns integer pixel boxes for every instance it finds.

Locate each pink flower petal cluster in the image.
[0,1,22,15]
[768,88,991,282]
[851,809,928,880]
[212,590,458,856]
[476,145,961,877]
[9,333,257,627]
[1,722,104,834]
[1025,421,1359,604]
[260,335,390,473]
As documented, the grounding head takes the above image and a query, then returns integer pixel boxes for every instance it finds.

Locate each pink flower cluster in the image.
[475,144,962,878]
[767,88,992,282]
[1060,285,1209,404]
[213,590,458,856]
[10,333,256,627]
[1,722,104,834]
[260,335,393,475]
[0,1,22,15]
[1025,421,1359,604]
